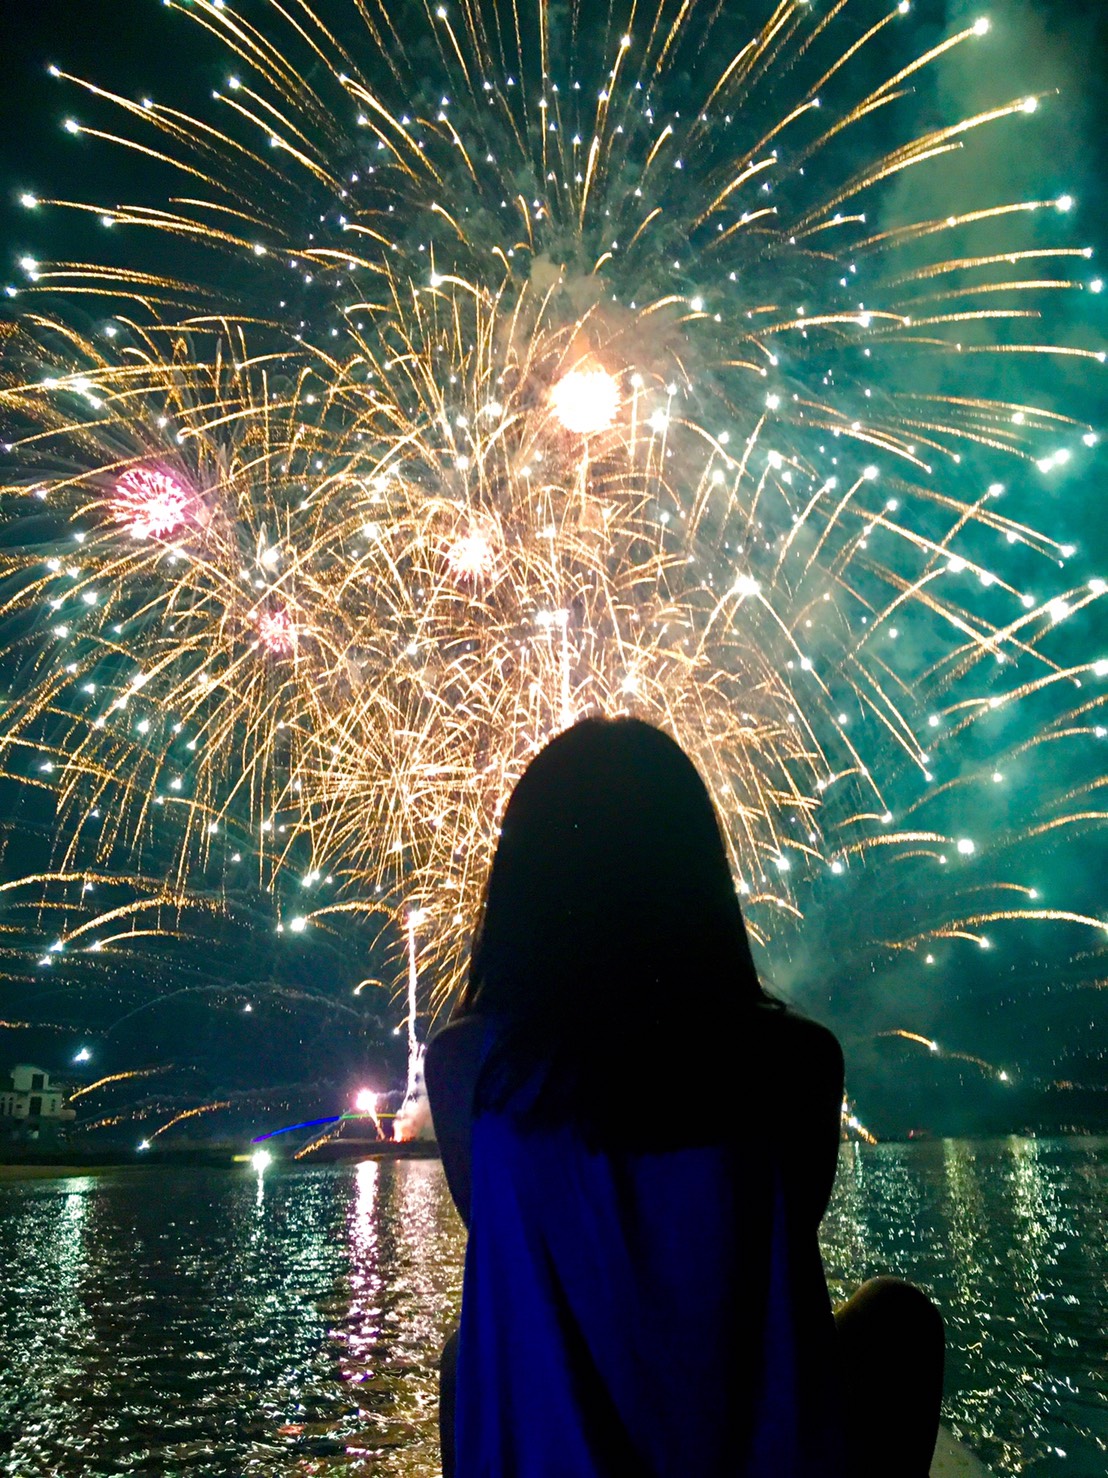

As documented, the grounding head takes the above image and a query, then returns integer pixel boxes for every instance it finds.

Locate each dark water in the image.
[0,1139,1104,1477]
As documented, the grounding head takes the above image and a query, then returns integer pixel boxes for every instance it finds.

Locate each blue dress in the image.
[454,1052,846,1476]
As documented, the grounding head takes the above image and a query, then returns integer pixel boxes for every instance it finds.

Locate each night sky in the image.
[1,0,1106,1143]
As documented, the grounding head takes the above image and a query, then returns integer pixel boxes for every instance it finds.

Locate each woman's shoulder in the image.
[425,1013,490,1071]
[753,1000,843,1071]
[751,1004,844,1223]
[424,1014,493,1226]
[747,1002,844,1128]
[424,1016,491,1124]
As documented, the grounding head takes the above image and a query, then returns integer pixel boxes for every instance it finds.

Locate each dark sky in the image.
[1,0,1106,1139]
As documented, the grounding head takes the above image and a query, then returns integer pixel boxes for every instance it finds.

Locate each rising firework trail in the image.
[0,0,1106,1118]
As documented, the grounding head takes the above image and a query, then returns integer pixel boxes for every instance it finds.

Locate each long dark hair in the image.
[461,717,776,1146]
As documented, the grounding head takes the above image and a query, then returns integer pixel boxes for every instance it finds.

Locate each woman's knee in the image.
[836,1277,945,1478]
[837,1276,944,1352]
[439,1327,459,1478]
[441,1325,460,1382]
[873,1277,943,1335]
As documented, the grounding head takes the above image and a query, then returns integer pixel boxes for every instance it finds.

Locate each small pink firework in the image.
[256,606,297,656]
[112,467,192,540]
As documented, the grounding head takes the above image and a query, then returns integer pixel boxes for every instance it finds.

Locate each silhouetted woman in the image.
[427,717,944,1477]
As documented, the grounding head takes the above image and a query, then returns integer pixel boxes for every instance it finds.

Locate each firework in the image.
[149,1099,232,1139]
[877,1029,1011,1084]
[354,1088,383,1137]
[1,0,1105,1111]
[68,1065,170,1101]
[840,1097,878,1146]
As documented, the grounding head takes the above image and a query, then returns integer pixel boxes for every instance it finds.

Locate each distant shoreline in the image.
[2,1131,1106,1182]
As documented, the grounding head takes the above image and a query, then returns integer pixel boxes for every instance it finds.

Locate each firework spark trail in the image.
[0,1019,73,1031]
[877,1029,1010,1082]
[879,1029,940,1052]
[149,1100,232,1139]
[0,0,1105,1081]
[401,908,423,1108]
[841,1096,878,1145]
[294,1123,345,1159]
[68,1065,170,1101]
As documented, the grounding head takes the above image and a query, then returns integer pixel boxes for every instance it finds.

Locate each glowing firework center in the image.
[550,368,620,436]
[111,468,193,541]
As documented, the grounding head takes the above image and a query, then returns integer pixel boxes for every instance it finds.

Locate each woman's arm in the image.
[760,1007,844,1227]
[424,1015,488,1227]
[801,1016,845,1225]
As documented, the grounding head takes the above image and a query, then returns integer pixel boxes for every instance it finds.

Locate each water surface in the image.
[822,1137,1107,1476]
[0,1138,1104,1476]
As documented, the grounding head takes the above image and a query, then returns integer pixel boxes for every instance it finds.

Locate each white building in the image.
[0,1064,76,1141]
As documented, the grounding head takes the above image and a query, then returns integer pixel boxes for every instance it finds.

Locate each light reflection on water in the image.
[0,1160,463,1476]
[0,1139,1103,1476]
[820,1137,1107,1476]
